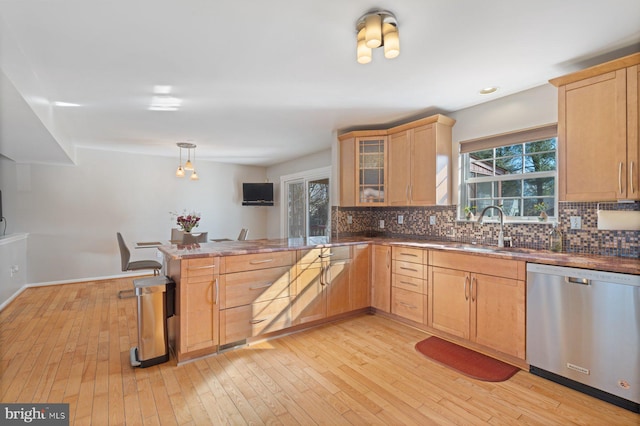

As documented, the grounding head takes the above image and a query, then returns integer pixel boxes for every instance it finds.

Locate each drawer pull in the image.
[249,282,273,290]
[399,302,416,309]
[189,264,216,270]
[250,318,268,324]
[400,253,418,257]
[250,258,274,265]
[319,252,334,258]
[400,280,418,287]
[400,267,418,272]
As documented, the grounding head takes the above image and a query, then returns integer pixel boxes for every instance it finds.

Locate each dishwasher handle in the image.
[565,276,590,285]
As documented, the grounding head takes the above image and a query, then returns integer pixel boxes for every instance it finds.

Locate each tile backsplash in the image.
[332,202,639,258]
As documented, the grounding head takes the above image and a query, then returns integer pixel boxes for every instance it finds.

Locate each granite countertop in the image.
[157,236,639,276]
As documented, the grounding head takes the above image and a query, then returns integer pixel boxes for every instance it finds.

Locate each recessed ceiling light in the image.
[149,95,181,111]
[53,101,81,107]
[479,87,498,95]
[153,85,172,95]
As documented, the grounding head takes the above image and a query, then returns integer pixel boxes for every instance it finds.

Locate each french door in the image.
[282,168,331,239]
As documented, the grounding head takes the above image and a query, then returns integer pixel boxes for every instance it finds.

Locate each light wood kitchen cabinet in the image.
[391,246,427,324]
[293,246,351,324]
[350,244,370,310]
[550,52,640,201]
[338,114,455,207]
[179,257,220,354]
[429,251,526,360]
[371,244,391,313]
[388,118,454,206]
[219,252,294,344]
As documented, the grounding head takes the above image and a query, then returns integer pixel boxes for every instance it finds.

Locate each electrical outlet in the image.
[379,220,385,229]
[429,215,436,225]
[397,215,404,225]
[10,265,19,277]
[347,215,353,224]
[570,216,582,230]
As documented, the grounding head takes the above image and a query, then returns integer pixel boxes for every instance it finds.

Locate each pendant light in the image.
[176,142,199,180]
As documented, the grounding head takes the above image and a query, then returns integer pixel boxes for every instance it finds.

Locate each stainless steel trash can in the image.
[130,276,175,368]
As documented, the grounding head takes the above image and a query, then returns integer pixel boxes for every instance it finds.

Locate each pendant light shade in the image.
[357,28,372,64]
[364,13,382,48]
[382,23,400,59]
[356,10,399,64]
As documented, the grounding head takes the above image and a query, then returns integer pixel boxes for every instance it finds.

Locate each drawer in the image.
[392,287,424,324]
[431,251,524,280]
[221,266,291,309]
[392,246,425,263]
[297,245,351,264]
[392,274,425,294]
[182,257,219,278]
[220,297,292,344]
[393,259,425,279]
[224,251,295,274]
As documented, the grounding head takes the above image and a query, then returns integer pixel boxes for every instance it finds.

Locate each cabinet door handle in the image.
[631,161,635,194]
[400,253,418,257]
[320,265,326,286]
[619,162,624,194]
[400,280,418,287]
[249,282,273,290]
[409,184,413,201]
[250,318,268,324]
[250,258,274,265]
[406,185,410,201]
[400,266,418,272]
[464,276,469,301]
[319,252,334,258]
[471,276,477,302]
[399,302,416,309]
[214,278,219,305]
[386,250,390,269]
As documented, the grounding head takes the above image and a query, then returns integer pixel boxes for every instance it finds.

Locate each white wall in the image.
[0,148,268,284]
[0,234,28,308]
[449,84,558,195]
[265,149,332,238]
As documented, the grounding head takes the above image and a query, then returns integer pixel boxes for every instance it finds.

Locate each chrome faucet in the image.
[476,205,505,247]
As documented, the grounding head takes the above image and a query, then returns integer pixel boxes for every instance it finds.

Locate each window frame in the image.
[459,124,558,223]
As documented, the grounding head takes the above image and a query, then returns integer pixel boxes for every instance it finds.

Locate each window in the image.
[459,124,557,221]
[281,167,331,239]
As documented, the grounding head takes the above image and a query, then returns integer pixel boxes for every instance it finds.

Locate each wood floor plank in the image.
[2,280,638,425]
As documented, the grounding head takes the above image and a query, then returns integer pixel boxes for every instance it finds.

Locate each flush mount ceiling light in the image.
[356,9,399,64]
[176,142,199,180]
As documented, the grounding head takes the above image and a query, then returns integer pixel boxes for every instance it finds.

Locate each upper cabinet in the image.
[339,132,387,206]
[339,114,455,207]
[550,53,640,201]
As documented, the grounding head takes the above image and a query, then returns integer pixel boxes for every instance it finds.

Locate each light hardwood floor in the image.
[1,277,638,425]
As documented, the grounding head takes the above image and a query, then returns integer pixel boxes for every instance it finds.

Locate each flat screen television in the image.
[242,183,274,206]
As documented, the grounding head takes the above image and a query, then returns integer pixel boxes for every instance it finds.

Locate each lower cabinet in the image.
[178,257,220,355]
[293,246,352,324]
[429,252,526,359]
[391,246,427,324]
[350,244,371,310]
[219,252,294,345]
[371,244,391,312]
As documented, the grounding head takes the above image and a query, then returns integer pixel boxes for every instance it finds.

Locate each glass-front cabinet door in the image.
[357,136,387,206]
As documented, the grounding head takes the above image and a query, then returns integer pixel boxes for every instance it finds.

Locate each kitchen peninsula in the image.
[158,237,638,365]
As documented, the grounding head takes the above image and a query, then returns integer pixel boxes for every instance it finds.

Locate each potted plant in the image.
[170,210,201,232]
[463,205,476,220]
[534,202,548,221]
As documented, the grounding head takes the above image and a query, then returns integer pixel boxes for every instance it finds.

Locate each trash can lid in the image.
[133,276,173,289]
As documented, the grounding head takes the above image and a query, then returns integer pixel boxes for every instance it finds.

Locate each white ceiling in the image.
[1,0,639,166]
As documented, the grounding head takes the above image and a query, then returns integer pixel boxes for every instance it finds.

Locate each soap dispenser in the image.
[549,222,563,252]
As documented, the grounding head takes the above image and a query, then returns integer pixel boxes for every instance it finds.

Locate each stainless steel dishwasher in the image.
[527,263,639,413]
